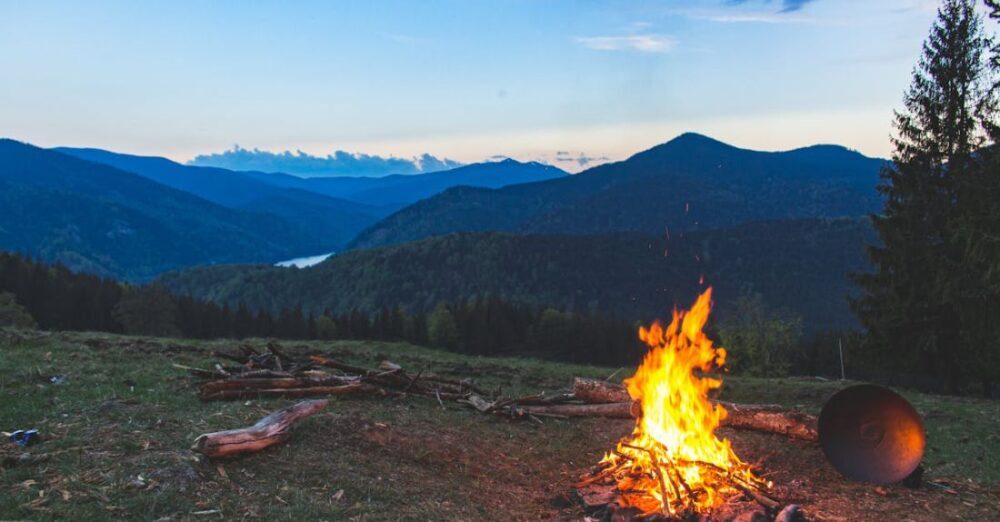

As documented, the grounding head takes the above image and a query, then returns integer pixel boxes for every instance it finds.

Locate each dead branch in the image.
[191,399,328,458]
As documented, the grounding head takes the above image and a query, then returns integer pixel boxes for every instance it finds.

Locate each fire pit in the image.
[576,288,795,521]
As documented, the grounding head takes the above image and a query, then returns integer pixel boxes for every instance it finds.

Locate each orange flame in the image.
[598,287,765,515]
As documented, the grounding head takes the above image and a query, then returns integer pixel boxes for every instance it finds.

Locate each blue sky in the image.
[0,0,962,171]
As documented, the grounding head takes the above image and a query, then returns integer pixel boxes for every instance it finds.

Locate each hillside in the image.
[159,218,876,331]
[348,133,885,250]
[0,332,993,520]
[235,158,567,207]
[55,147,386,249]
[0,140,320,280]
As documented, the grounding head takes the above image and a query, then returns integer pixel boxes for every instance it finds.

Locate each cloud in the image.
[554,153,610,168]
[727,0,817,13]
[575,34,674,53]
[683,0,819,24]
[188,146,463,178]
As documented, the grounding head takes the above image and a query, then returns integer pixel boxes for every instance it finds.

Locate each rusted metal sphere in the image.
[818,384,925,484]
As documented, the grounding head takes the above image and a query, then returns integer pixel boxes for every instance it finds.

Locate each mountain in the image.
[55,147,386,249]
[158,218,876,332]
[233,159,568,207]
[0,139,325,281]
[348,133,886,250]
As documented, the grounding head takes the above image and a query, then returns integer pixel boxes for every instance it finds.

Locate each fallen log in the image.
[191,399,328,458]
[519,402,638,418]
[572,378,783,410]
[570,378,818,441]
[573,377,632,403]
[723,403,818,441]
[201,376,359,393]
[200,383,370,401]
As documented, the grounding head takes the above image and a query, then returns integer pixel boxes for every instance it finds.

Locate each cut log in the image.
[519,402,638,418]
[569,378,819,441]
[201,376,359,393]
[199,383,369,401]
[191,399,328,458]
[722,404,818,441]
[572,378,783,410]
[572,377,632,403]
[309,355,374,376]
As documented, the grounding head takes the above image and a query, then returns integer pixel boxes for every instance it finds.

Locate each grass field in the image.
[1,328,997,521]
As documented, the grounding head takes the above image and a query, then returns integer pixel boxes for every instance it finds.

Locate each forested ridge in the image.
[160,218,876,332]
[349,133,885,250]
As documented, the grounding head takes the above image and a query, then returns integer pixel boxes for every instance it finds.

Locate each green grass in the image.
[1,329,997,520]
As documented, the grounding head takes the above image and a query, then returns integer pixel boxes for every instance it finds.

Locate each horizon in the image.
[8,131,881,179]
[0,0,967,173]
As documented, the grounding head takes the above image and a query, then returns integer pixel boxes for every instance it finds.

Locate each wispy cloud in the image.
[574,34,674,53]
[679,0,819,23]
[554,151,610,168]
[728,0,818,13]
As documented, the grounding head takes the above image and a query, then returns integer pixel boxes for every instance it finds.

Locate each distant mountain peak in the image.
[624,132,740,163]
[669,131,721,143]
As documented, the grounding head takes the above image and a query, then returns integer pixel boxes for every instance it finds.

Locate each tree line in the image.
[0,249,942,386]
[0,252,645,366]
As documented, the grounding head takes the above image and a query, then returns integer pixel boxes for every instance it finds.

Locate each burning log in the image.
[572,377,818,441]
[581,289,784,518]
[191,399,328,458]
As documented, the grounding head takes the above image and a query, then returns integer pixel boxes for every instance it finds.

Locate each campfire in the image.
[585,288,773,517]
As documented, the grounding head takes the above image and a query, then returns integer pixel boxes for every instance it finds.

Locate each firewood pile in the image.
[177,344,818,441]
[176,341,486,402]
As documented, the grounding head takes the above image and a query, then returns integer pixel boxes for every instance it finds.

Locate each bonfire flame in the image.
[597,288,769,516]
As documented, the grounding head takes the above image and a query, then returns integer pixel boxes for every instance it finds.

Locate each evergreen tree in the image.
[0,292,36,329]
[718,293,801,377]
[113,284,181,337]
[315,314,339,339]
[853,0,995,392]
[427,303,459,349]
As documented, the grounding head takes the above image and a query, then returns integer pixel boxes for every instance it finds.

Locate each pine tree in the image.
[0,292,36,329]
[949,0,1000,395]
[113,284,181,337]
[853,0,995,392]
[427,303,460,349]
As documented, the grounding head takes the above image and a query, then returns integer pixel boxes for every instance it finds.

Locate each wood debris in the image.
[178,344,817,441]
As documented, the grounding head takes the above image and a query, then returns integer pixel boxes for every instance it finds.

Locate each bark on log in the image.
[201,376,358,393]
[572,378,783,410]
[572,377,632,403]
[722,404,818,441]
[520,402,639,418]
[191,399,328,458]
[200,383,369,401]
[570,378,818,441]
[309,355,375,376]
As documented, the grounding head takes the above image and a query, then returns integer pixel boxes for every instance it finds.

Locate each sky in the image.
[0,0,968,173]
